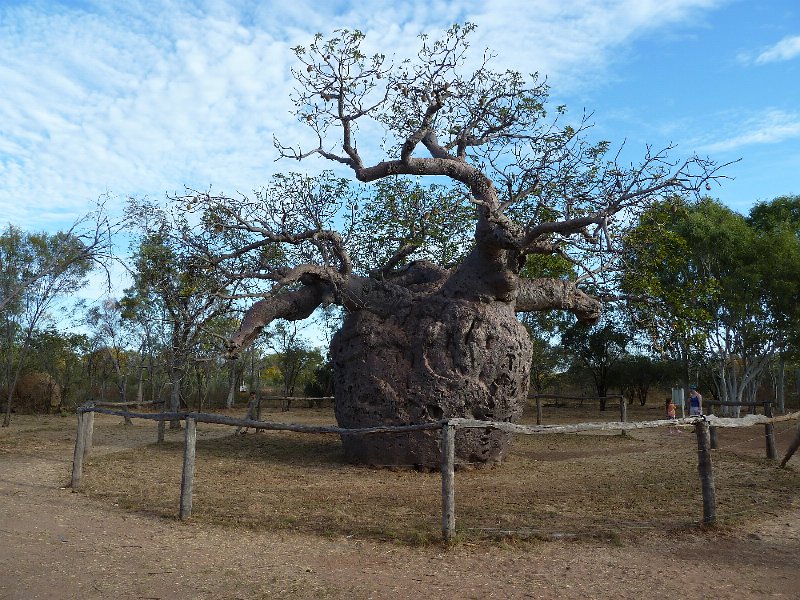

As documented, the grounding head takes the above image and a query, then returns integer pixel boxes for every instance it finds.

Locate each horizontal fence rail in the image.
[91,400,165,408]
[529,394,627,425]
[70,402,800,543]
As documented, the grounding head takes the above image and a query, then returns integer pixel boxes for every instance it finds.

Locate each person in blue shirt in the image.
[688,387,703,416]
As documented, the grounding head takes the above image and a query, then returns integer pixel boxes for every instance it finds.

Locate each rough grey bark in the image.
[332,291,532,467]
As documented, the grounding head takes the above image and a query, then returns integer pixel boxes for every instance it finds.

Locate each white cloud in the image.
[0,0,724,231]
[463,0,725,89]
[755,35,800,64]
[697,109,800,153]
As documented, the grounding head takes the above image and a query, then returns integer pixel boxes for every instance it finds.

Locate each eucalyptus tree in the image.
[621,197,715,392]
[124,198,237,427]
[624,197,798,414]
[0,206,110,314]
[264,322,318,408]
[0,225,99,425]
[26,329,90,409]
[561,317,631,409]
[519,254,576,396]
[188,25,723,466]
[747,195,800,412]
[86,299,134,405]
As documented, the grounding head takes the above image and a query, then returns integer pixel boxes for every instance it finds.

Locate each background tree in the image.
[125,198,235,427]
[623,196,800,415]
[0,205,111,313]
[304,354,334,401]
[620,197,713,395]
[747,195,800,412]
[186,25,723,466]
[561,318,631,409]
[519,254,575,395]
[614,354,676,406]
[1,225,99,426]
[26,329,90,410]
[86,299,134,405]
[263,322,320,409]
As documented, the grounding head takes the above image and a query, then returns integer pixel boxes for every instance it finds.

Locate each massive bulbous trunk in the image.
[331,292,532,468]
[228,249,600,470]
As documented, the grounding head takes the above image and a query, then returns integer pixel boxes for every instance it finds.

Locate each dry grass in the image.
[62,402,800,546]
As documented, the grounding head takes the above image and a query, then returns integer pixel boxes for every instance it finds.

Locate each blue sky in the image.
[1,0,798,231]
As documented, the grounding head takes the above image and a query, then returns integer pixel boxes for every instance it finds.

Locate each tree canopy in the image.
[173,24,724,356]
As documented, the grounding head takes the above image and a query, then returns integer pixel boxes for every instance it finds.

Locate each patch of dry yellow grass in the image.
[73,404,800,545]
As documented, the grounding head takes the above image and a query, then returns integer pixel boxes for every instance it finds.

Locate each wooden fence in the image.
[69,402,800,543]
[529,394,627,425]
[705,401,777,458]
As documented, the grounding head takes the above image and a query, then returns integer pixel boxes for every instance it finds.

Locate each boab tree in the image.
[190,25,723,467]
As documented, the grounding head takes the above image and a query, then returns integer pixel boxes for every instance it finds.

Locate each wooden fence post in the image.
[70,412,87,489]
[440,421,456,543]
[536,397,543,426]
[157,417,165,443]
[695,420,716,525]
[781,422,800,467]
[619,397,627,423]
[764,402,776,460]
[82,410,95,461]
[179,417,197,520]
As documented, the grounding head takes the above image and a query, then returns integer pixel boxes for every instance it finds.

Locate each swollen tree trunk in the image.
[229,250,600,468]
[332,290,532,467]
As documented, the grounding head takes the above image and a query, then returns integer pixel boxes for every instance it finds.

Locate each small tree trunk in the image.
[82,410,95,461]
[764,402,776,460]
[136,367,145,406]
[3,391,12,427]
[121,380,132,425]
[169,370,182,429]
[706,403,718,449]
[70,412,87,488]
[225,361,236,409]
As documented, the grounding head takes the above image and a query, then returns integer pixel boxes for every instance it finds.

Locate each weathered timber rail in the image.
[70,403,800,543]
[91,400,165,408]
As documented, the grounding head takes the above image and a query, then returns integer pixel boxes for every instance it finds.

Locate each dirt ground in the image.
[1,413,799,599]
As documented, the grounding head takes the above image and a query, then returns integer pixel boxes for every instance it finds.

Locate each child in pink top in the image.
[665,397,680,434]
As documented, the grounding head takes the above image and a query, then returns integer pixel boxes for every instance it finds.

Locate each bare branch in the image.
[516,278,601,323]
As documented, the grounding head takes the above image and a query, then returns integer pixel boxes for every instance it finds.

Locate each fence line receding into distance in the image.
[69,402,800,543]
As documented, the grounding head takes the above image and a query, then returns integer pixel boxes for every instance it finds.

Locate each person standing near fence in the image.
[688,387,703,416]
[665,397,681,434]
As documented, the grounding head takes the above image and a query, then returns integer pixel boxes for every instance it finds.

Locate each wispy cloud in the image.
[697,109,800,153]
[755,35,800,64]
[0,0,725,230]
[467,0,725,87]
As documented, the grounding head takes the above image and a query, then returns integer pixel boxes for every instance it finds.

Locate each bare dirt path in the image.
[1,416,799,599]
